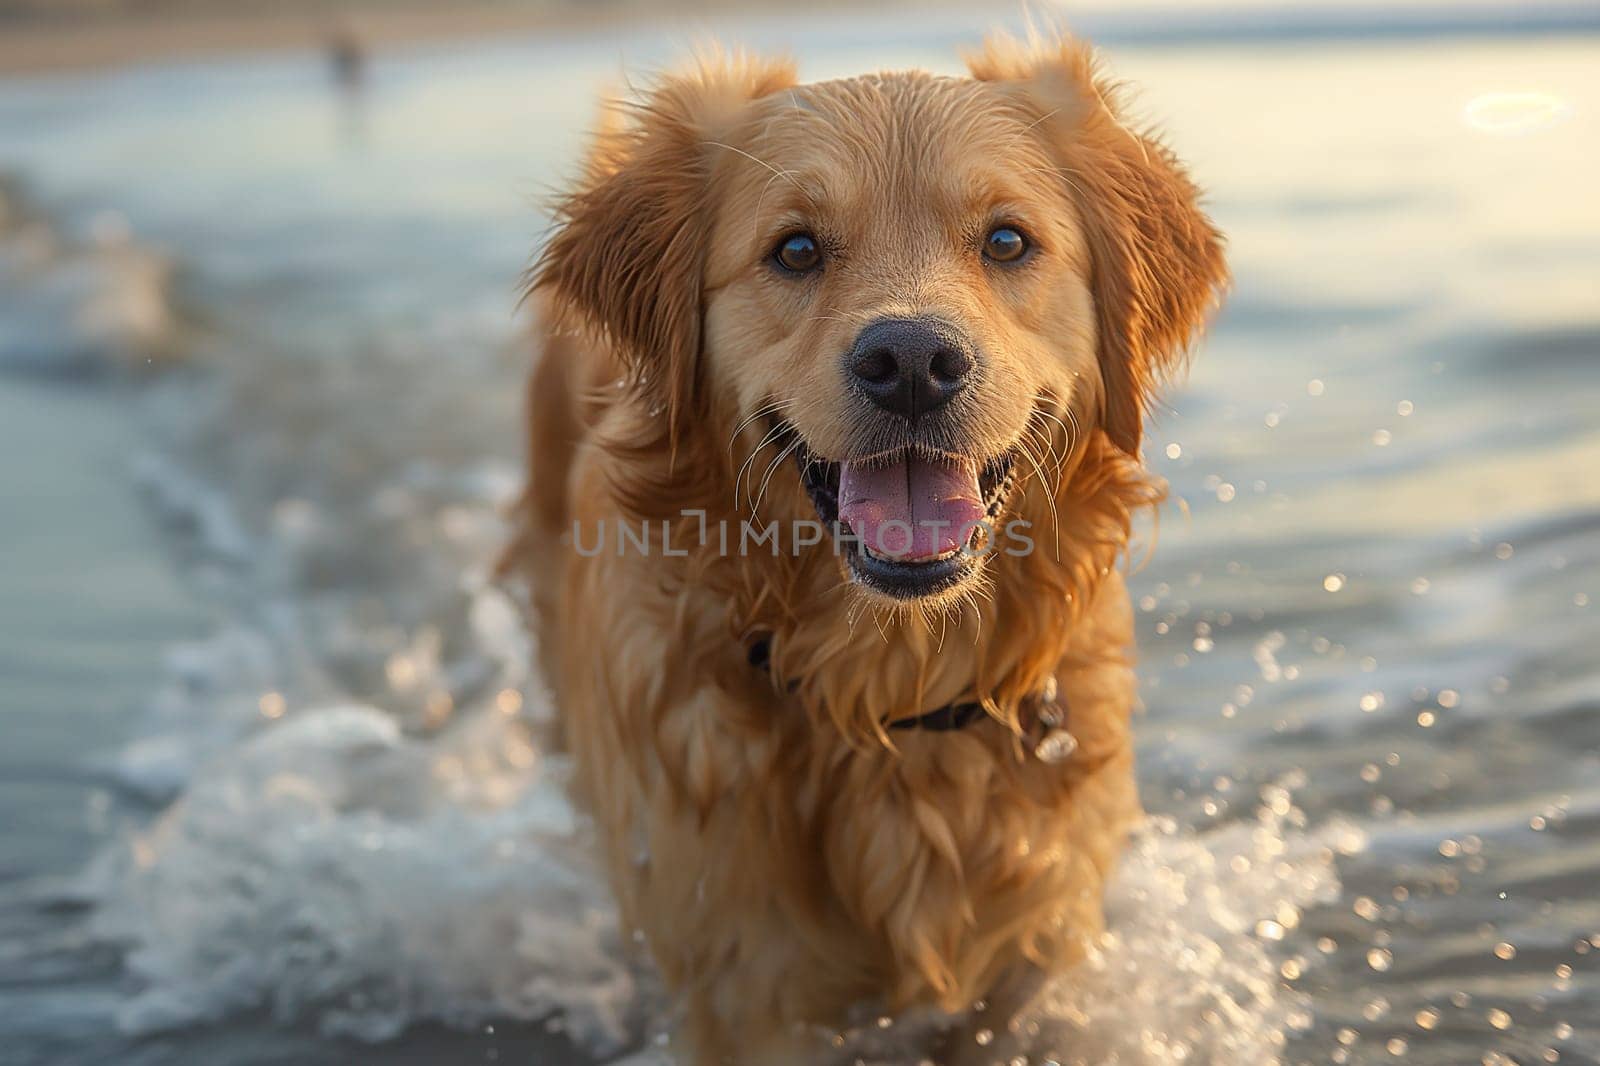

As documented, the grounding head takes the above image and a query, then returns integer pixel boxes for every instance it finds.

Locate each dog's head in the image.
[538,36,1226,606]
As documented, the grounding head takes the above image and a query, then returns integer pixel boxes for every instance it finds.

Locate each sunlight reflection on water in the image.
[1461,91,1575,135]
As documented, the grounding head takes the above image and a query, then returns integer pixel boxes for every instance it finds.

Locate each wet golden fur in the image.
[503,32,1226,1064]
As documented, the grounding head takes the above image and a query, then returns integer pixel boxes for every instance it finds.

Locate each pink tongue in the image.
[838,455,986,561]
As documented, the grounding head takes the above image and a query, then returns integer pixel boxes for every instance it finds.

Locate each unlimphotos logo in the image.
[569,511,1036,559]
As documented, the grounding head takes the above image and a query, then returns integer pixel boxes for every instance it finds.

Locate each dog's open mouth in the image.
[796,441,1016,599]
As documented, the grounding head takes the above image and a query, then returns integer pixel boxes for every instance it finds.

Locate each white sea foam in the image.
[828,802,1355,1066]
[86,673,643,1055]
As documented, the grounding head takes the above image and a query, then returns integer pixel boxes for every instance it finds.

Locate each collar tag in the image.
[1033,726,1079,763]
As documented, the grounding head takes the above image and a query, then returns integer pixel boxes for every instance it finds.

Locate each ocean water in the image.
[1,11,1598,1066]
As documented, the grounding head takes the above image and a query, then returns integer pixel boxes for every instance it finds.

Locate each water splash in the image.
[83,670,1351,1066]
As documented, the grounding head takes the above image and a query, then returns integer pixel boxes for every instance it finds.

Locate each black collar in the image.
[886,700,988,732]
[748,636,1000,734]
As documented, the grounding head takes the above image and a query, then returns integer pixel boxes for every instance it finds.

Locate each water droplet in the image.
[1488,1008,1513,1030]
[1324,573,1346,592]
[1367,948,1393,972]
[1415,1008,1440,1030]
[975,1028,994,1046]
[1307,379,1326,396]
[1495,942,1517,960]
[1397,400,1414,416]
[1165,442,1182,459]
[1373,429,1393,446]
[1387,1037,1409,1055]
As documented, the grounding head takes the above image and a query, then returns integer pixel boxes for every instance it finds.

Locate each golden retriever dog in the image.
[503,30,1226,1064]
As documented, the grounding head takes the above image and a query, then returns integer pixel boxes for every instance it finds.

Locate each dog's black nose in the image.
[846,317,974,420]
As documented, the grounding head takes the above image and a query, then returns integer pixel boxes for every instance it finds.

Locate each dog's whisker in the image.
[750,435,804,518]
[1016,162,1089,201]
[844,597,865,637]
[1032,394,1074,449]
[1029,412,1070,491]
[1027,406,1067,481]
[960,583,992,645]
[1018,105,1064,136]
[734,421,793,509]
[727,399,795,454]
[1061,403,1086,467]
[869,607,891,645]
[704,141,818,208]
[1015,434,1063,562]
[1032,392,1083,488]
[1025,426,1066,518]
[750,169,788,246]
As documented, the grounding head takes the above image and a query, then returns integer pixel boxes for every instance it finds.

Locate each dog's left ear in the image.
[969,35,1228,457]
[534,52,796,445]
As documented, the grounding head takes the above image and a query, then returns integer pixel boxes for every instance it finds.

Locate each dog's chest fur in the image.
[540,429,1148,1055]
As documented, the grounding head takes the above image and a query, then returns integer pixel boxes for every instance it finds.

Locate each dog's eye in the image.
[773,233,822,274]
[984,226,1028,264]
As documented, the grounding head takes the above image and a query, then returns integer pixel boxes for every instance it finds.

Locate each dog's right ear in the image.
[534,53,796,445]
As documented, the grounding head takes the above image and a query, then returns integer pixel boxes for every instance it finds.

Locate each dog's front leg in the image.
[932,964,1051,1066]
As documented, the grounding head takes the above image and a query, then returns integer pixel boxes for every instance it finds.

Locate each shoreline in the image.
[0,3,627,77]
[0,0,902,78]
[7,2,1600,80]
